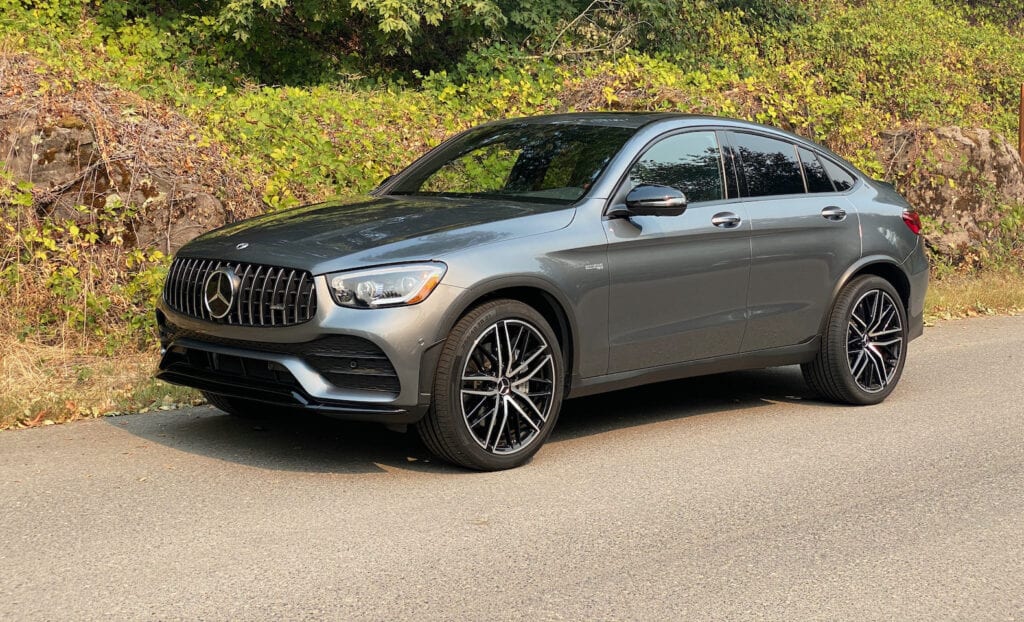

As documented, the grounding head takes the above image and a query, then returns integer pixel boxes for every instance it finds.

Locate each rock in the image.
[56,115,89,130]
[133,177,227,254]
[878,126,1024,256]
[3,117,227,254]
[46,165,113,224]
[2,116,99,187]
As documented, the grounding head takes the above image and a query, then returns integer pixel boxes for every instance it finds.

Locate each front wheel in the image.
[802,275,908,405]
[416,299,565,471]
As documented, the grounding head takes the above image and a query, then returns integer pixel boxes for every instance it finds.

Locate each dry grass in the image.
[925,270,1024,322]
[0,334,199,429]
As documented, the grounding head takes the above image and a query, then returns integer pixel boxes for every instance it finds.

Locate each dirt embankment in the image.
[879,126,1024,261]
[1,52,260,256]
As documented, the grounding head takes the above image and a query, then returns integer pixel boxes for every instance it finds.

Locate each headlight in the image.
[327,262,447,308]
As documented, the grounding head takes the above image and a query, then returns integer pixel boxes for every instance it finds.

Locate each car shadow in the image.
[553,365,821,442]
[111,366,824,475]
[107,407,453,475]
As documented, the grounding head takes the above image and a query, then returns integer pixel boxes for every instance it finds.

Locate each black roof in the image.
[487,112,688,129]
[462,112,859,172]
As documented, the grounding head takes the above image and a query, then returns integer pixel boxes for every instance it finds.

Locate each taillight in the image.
[902,210,922,235]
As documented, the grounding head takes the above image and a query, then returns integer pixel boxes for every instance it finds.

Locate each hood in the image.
[177,195,576,274]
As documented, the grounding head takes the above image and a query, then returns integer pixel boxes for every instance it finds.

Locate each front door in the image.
[605,130,751,373]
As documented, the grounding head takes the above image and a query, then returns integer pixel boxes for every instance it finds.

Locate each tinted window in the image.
[421,143,520,195]
[821,157,856,191]
[798,147,834,193]
[628,132,724,203]
[731,132,805,197]
[394,124,635,204]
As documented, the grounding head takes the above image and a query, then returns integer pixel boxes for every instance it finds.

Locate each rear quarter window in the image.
[821,157,857,192]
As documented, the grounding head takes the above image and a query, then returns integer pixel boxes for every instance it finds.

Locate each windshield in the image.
[389,123,636,204]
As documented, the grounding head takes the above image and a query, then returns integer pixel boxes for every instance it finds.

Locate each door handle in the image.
[711,212,742,228]
[821,206,847,221]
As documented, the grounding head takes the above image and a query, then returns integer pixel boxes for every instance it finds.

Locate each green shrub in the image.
[2,0,1023,355]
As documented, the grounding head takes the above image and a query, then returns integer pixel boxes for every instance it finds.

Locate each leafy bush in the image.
[939,0,1024,29]
[1,0,1023,358]
[0,175,167,349]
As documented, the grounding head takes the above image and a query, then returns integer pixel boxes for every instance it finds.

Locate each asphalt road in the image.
[1,315,1022,621]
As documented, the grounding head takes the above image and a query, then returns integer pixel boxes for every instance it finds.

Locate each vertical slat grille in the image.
[162,257,317,327]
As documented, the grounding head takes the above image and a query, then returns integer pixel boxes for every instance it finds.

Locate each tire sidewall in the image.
[830,276,908,405]
[436,301,565,470]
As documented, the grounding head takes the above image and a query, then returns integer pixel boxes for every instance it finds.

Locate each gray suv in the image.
[156,113,928,470]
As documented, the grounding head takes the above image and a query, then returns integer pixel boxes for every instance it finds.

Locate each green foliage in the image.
[715,0,807,30]
[184,82,465,207]
[781,0,1024,132]
[86,0,518,83]
[1,0,1023,355]
[1,0,88,24]
[939,0,1024,29]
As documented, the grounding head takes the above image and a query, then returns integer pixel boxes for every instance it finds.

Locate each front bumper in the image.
[156,278,463,423]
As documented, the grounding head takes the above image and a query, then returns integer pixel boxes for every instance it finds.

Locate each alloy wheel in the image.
[460,319,556,454]
[846,289,904,393]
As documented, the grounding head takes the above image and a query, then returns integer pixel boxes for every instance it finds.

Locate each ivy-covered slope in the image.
[1,0,1023,352]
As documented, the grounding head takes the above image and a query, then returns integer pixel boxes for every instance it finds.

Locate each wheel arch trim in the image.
[433,275,580,382]
[820,256,912,335]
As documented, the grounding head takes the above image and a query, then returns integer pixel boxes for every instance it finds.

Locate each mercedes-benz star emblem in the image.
[203,267,241,320]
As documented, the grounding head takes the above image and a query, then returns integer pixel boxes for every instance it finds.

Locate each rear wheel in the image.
[416,299,565,471]
[802,275,908,405]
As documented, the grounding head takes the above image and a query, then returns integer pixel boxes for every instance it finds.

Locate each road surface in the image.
[1,315,1022,620]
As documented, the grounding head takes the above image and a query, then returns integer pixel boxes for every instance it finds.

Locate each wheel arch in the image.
[822,256,911,334]
[437,277,578,391]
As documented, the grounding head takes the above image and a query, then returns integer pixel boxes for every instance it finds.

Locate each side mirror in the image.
[617,184,687,217]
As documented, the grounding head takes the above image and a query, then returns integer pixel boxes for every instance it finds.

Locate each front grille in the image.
[158,321,401,395]
[163,257,317,327]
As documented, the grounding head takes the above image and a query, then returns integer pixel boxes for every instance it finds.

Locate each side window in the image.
[730,132,805,197]
[821,157,856,192]
[628,131,724,203]
[798,147,834,193]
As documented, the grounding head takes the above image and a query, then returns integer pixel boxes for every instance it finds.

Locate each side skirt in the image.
[567,338,820,399]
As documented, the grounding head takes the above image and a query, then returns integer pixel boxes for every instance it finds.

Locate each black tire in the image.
[201,391,282,419]
[416,299,565,471]
[802,275,908,405]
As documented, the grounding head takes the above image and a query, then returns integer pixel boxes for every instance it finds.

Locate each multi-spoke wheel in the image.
[802,275,908,405]
[461,319,557,454]
[846,289,904,393]
[416,299,564,470]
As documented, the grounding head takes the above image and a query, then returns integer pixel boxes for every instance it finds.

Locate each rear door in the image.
[604,130,751,372]
[725,131,862,352]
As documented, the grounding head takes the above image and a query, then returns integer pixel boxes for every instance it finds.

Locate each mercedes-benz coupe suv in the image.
[156,113,928,470]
